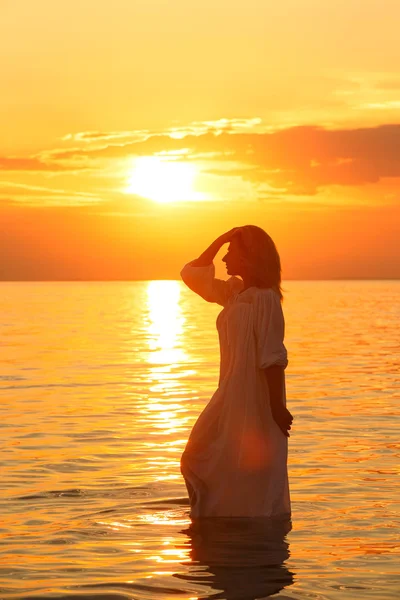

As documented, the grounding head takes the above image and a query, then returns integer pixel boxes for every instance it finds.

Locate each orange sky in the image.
[1,0,399,280]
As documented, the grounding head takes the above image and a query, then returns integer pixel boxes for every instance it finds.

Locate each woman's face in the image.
[222,236,243,276]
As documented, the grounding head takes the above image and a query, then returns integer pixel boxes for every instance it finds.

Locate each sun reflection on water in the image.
[134,281,192,482]
[138,512,190,527]
[146,281,187,365]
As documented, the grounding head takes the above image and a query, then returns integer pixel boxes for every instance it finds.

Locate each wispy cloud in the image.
[0,157,67,171]
[0,181,102,205]
[357,101,400,110]
[1,120,399,200]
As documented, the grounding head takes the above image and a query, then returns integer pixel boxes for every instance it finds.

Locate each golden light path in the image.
[141,280,191,485]
[126,155,207,203]
[146,280,187,366]
[96,281,193,577]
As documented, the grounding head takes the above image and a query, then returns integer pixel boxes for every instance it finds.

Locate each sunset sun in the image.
[125,156,206,203]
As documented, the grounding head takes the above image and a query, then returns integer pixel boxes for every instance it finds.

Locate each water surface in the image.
[1,280,399,599]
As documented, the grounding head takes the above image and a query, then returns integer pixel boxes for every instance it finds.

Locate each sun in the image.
[125,156,206,203]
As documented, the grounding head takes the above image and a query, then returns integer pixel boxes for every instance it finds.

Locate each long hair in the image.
[233,225,284,302]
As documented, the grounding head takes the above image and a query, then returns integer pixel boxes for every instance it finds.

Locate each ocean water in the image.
[1,280,399,600]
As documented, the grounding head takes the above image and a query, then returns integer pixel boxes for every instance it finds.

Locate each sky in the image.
[1,0,399,280]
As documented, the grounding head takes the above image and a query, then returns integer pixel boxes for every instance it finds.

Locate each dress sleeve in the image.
[254,289,288,369]
[180,260,243,306]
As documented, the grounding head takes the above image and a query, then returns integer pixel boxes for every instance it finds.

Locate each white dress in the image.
[180,261,291,518]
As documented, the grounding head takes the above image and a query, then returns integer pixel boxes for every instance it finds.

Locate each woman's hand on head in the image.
[218,227,242,246]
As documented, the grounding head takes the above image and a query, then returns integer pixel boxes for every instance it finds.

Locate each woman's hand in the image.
[217,227,241,246]
[271,404,294,437]
[190,228,242,267]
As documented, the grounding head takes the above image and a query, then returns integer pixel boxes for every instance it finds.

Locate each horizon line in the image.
[1,278,399,283]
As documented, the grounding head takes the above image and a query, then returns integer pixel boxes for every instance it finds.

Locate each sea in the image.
[1,280,399,599]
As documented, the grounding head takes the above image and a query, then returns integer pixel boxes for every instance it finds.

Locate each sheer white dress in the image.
[180,261,291,518]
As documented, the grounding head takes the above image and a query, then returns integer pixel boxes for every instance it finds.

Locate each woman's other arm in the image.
[264,365,293,437]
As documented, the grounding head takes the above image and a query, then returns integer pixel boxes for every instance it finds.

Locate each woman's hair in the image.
[233,225,285,302]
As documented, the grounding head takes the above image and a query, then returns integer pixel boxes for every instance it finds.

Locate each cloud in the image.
[0,181,97,196]
[197,123,400,194]
[0,154,96,173]
[61,130,149,143]
[0,157,68,171]
[357,101,400,111]
[60,118,262,144]
[0,181,103,206]
[1,121,399,196]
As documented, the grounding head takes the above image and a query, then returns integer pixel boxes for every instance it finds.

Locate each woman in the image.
[180,225,293,518]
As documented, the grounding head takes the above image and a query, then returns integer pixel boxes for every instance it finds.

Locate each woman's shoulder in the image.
[258,286,281,300]
[240,285,278,299]
[250,287,283,311]
[226,276,244,293]
[229,282,282,309]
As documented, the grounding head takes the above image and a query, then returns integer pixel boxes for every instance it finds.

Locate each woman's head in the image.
[222,225,284,301]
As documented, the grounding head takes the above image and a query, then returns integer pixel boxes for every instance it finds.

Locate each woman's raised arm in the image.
[180,228,243,306]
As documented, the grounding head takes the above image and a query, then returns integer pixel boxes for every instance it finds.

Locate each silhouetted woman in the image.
[180,225,293,518]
